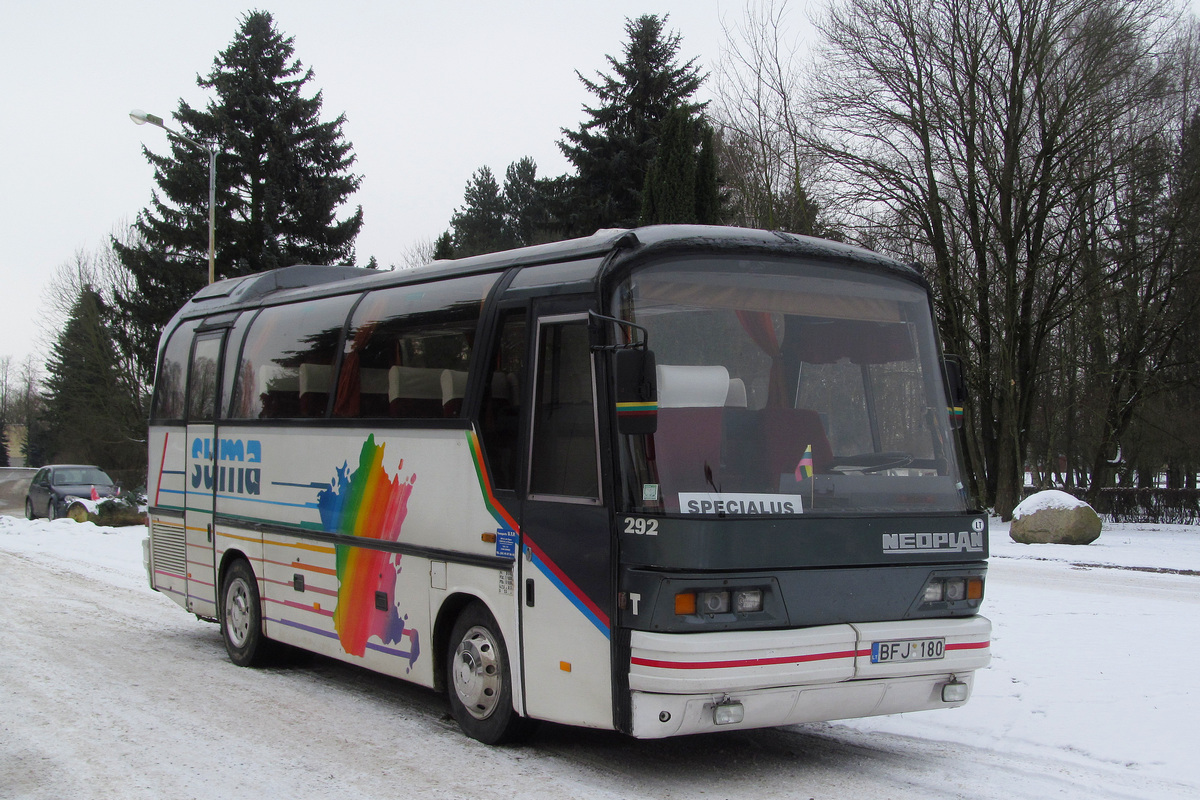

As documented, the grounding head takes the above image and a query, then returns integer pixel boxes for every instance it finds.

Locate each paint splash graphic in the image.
[317,435,421,668]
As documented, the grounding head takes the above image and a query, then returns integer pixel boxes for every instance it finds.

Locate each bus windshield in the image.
[613,255,969,516]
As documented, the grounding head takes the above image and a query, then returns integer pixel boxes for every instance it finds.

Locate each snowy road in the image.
[2,517,1197,799]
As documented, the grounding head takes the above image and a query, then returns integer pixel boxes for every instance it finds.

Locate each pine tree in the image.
[641,107,697,224]
[503,157,550,246]
[42,288,145,471]
[114,11,363,378]
[558,15,705,234]
[433,231,455,260]
[450,167,514,257]
[695,122,721,224]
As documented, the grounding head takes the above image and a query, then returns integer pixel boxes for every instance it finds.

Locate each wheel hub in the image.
[225,580,252,647]
[452,626,500,720]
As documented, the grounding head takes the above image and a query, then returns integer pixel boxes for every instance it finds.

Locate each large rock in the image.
[1010,490,1102,545]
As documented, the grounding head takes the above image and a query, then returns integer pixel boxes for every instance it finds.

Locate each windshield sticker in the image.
[679,493,803,515]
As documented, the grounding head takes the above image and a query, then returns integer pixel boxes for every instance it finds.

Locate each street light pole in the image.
[129,109,217,285]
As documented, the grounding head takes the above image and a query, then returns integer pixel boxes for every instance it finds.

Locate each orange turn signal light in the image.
[674,592,697,615]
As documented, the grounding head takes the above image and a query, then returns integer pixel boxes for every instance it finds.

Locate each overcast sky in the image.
[2,1,1194,372]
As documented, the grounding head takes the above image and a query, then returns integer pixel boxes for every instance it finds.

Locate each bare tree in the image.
[791,0,1183,516]
[714,1,831,233]
[397,237,436,270]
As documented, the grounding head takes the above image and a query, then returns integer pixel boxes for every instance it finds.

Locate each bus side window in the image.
[478,309,526,490]
[219,313,251,420]
[186,336,222,422]
[333,273,498,419]
[151,319,200,421]
[230,297,355,420]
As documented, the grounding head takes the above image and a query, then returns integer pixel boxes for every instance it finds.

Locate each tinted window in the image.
[187,335,222,422]
[333,274,497,419]
[478,309,527,490]
[230,296,356,419]
[529,318,599,499]
[152,318,201,421]
[219,313,251,420]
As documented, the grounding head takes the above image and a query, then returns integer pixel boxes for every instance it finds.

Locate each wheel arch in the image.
[431,592,499,694]
[216,548,253,604]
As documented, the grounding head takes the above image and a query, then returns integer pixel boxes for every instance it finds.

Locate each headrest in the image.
[388,366,443,400]
[656,365,730,409]
[441,369,469,404]
[725,378,747,408]
[299,363,332,394]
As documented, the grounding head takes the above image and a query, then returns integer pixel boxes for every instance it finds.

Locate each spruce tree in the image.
[641,107,697,224]
[450,167,514,257]
[503,157,551,246]
[433,231,455,260]
[114,11,363,379]
[695,122,720,224]
[42,288,145,471]
[558,15,705,234]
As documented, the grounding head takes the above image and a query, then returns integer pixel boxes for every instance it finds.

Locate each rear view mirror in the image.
[615,348,657,435]
[944,355,966,429]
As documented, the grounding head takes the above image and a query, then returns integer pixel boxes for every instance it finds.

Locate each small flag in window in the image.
[795,445,814,481]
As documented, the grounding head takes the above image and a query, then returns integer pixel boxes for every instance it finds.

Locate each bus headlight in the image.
[944,578,967,601]
[698,590,730,614]
[922,576,984,605]
[734,589,763,613]
[675,587,766,616]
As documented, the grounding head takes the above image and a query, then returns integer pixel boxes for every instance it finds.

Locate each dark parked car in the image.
[25,465,118,521]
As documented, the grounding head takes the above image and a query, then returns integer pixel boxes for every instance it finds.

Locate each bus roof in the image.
[170,225,922,323]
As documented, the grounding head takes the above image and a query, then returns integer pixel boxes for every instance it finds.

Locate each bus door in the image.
[517,311,615,728]
[183,331,224,619]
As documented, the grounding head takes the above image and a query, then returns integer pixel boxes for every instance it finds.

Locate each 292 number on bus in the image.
[623,517,659,536]
[871,637,945,663]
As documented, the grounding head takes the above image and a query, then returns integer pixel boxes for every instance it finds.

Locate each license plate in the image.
[871,637,945,663]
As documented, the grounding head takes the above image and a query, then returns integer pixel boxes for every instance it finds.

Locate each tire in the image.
[46,500,56,521]
[220,559,273,667]
[25,498,36,520]
[446,602,535,745]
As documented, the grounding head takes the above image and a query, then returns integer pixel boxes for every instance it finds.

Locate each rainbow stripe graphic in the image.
[317,435,420,665]
[465,430,519,534]
[465,431,609,638]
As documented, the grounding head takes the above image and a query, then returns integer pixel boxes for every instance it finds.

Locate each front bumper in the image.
[628,615,990,738]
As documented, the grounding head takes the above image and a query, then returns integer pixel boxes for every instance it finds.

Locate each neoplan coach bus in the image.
[144,225,990,744]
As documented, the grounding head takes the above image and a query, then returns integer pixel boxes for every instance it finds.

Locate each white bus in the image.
[145,225,990,744]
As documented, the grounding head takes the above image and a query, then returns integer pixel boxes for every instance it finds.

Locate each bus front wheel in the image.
[220,559,272,667]
[446,602,535,745]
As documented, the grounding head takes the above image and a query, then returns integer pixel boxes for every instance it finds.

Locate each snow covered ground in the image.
[1,512,1197,799]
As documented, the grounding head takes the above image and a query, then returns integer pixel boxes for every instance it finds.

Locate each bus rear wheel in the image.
[220,559,274,667]
[446,602,535,745]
